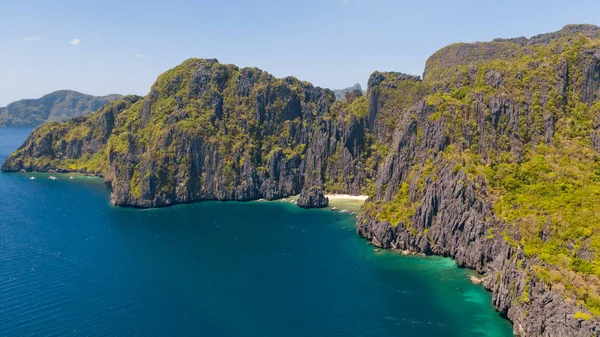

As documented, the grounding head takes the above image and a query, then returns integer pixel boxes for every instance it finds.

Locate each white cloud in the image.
[21,36,41,42]
[135,53,144,58]
[69,38,81,45]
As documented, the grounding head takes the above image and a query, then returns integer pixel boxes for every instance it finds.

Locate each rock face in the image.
[2,59,377,207]
[297,186,328,208]
[0,96,142,173]
[4,24,600,337]
[423,23,600,82]
[0,90,122,127]
[358,24,600,337]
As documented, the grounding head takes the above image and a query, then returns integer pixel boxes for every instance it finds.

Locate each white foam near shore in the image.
[325,194,368,201]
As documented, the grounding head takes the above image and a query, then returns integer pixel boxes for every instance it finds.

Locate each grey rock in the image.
[297,186,328,208]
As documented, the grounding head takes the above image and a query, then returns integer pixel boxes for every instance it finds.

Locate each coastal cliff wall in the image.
[358,24,600,336]
[2,59,383,207]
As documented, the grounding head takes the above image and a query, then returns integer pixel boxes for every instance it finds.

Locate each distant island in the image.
[3,24,600,336]
[0,90,122,127]
[333,83,365,100]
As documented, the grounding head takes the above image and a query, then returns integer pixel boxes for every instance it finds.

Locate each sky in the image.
[0,0,599,106]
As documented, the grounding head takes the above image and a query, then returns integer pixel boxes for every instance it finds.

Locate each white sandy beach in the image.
[326,194,369,212]
[325,194,369,201]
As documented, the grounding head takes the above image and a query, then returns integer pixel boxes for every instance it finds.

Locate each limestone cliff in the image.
[359,24,600,336]
[2,59,379,207]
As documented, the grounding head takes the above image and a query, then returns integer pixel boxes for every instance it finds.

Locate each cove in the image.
[0,128,512,336]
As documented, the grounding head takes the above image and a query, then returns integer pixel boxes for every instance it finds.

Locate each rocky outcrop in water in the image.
[297,186,328,208]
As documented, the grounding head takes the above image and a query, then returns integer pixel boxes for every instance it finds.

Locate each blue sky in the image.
[0,0,599,106]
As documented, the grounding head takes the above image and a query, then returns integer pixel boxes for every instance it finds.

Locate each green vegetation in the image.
[574,311,593,321]
[2,97,139,174]
[358,26,600,316]
[413,31,600,314]
[130,170,142,199]
[5,59,386,204]
[375,182,421,226]
[490,114,600,314]
[368,73,431,143]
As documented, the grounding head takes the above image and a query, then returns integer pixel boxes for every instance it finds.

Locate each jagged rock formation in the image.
[297,186,328,208]
[2,96,142,173]
[2,59,378,207]
[0,90,122,127]
[359,24,600,336]
[4,24,600,336]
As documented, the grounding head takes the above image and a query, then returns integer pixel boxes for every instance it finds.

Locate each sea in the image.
[0,127,513,336]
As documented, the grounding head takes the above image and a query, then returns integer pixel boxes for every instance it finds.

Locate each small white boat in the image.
[69,176,74,179]
[48,176,57,180]
[29,177,36,180]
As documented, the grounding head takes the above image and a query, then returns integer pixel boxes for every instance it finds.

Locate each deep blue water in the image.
[0,127,513,337]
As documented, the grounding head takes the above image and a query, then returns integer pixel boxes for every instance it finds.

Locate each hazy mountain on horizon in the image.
[0,90,122,127]
[333,83,365,100]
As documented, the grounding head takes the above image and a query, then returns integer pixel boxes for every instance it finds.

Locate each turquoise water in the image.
[0,127,513,336]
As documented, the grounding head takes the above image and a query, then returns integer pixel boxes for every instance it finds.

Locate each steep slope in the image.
[359,24,600,336]
[2,59,388,207]
[4,24,600,337]
[0,90,122,127]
